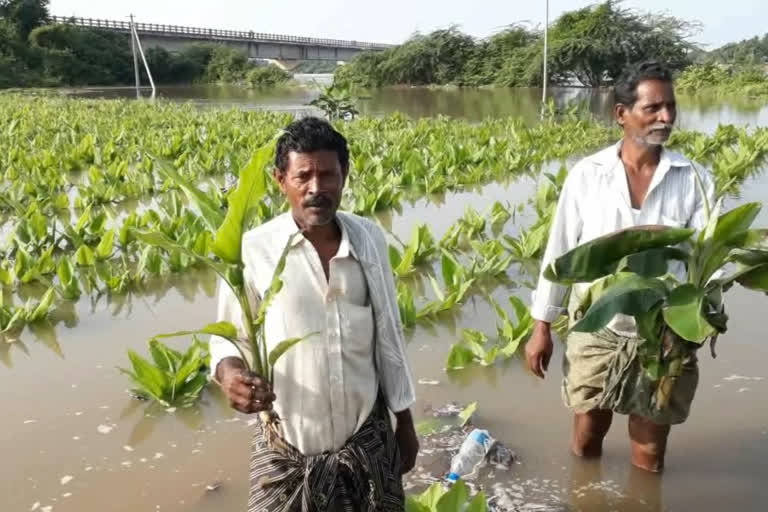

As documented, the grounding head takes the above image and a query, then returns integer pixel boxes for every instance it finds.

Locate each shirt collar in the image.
[275,211,358,260]
[606,139,689,169]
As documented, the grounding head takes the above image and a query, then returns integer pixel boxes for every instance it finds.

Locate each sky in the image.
[48,0,766,49]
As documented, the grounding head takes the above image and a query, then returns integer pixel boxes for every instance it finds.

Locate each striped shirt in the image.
[531,141,715,336]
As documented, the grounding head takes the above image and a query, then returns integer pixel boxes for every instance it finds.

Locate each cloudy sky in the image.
[49,0,766,48]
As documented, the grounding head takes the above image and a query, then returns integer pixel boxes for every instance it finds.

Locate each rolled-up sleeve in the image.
[530,167,584,323]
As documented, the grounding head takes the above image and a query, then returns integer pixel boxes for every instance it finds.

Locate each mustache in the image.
[302,195,332,208]
[649,124,672,132]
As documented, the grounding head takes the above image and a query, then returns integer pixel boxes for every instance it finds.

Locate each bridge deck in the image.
[50,15,392,51]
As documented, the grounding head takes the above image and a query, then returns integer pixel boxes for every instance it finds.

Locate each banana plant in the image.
[467,240,515,280]
[544,201,768,409]
[130,140,316,435]
[389,224,438,277]
[418,251,476,321]
[446,296,534,370]
[0,287,56,334]
[406,480,487,512]
[118,337,210,407]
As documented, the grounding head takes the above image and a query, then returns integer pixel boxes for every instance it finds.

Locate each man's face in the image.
[275,150,346,229]
[616,79,677,147]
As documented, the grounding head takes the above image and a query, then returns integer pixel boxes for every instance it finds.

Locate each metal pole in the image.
[132,22,157,99]
[542,0,549,105]
[130,14,140,99]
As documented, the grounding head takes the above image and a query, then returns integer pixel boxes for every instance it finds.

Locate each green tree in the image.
[545,0,698,87]
[29,23,134,85]
[0,0,49,38]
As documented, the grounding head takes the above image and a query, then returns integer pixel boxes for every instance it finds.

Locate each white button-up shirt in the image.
[531,141,715,336]
[210,212,414,455]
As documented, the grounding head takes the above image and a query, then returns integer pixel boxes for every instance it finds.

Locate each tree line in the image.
[0,0,291,88]
[2,0,767,90]
[334,1,767,90]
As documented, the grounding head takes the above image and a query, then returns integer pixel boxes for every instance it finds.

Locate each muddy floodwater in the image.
[3,89,768,512]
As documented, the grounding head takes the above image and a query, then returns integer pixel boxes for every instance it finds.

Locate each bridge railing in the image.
[49,15,392,50]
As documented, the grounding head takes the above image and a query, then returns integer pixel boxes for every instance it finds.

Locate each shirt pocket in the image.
[339,301,375,360]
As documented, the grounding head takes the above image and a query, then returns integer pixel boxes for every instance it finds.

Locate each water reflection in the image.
[65,83,768,134]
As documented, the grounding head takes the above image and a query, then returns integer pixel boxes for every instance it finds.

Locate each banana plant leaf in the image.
[545,226,694,285]
[212,140,274,264]
[571,273,668,333]
[662,284,716,343]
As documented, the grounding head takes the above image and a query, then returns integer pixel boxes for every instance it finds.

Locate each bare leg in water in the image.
[628,414,671,472]
[571,409,613,457]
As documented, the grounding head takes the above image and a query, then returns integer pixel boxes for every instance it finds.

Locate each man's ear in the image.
[273,168,286,192]
[614,104,628,127]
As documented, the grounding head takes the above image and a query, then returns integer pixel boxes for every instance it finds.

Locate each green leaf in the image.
[395,227,421,275]
[212,140,275,264]
[446,343,477,370]
[133,229,230,279]
[662,284,716,343]
[268,333,317,367]
[405,498,431,512]
[571,274,667,333]
[441,250,460,289]
[125,350,169,402]
[153,158,225,232]
[388,245,403,271]
[436,479,468,512]
[712,202,761,243]
[735,264,768,292]
[625,247,689,278]
[256,232,300,324]
[149,339,181,373]
[173,344,204,390]
[26,288,55,323]
[412,483,445,510]
[95,229,115,261]
[416,418,452,436]
[74,245,95,267]
[458,402,477,426]
[154,321,239,342]
[465,492,488,512]
[545,226,694,285]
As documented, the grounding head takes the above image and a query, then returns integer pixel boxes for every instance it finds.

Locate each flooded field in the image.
[2,89,768,512]
[2,167,767,512]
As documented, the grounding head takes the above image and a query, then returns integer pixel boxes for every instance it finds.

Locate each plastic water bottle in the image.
[445,429,495,484]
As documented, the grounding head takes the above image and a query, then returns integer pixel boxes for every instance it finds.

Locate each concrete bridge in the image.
[49,16,392,67]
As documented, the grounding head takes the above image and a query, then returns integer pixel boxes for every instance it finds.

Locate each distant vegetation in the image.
[677,63,768,98]
[334,1,698,88]
[1,0,292,88]
[1,0,767,96]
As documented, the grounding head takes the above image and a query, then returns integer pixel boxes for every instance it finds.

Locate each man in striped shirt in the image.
[525,61,715,473]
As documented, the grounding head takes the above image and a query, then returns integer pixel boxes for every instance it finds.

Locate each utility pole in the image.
[541,0,549,106]
[130,14,140,99]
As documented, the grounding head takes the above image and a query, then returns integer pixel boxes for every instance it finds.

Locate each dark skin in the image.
[217,149,419,474]
[524,79,677,473]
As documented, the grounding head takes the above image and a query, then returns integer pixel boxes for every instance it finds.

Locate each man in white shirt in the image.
[525,61,714,473]
[210,117,418,511]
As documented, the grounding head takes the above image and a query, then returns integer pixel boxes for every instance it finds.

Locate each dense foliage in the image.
[676,63,768,98]
[699,33,768,65]
[334,1,697,88]
[0,0,293,87]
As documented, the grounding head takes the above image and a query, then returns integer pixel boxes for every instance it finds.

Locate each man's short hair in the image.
[274,117,349,175]
[613,61,674,108]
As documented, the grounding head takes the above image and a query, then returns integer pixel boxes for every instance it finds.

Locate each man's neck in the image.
[293,214,341,245]
[621,137,662,171]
